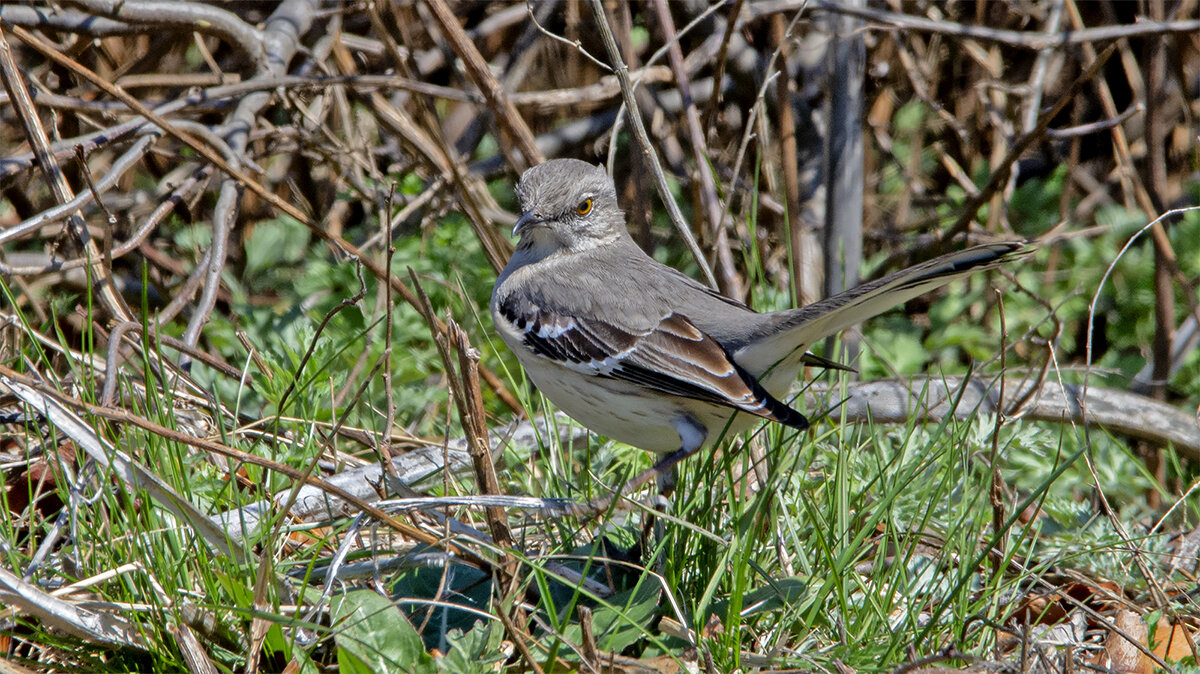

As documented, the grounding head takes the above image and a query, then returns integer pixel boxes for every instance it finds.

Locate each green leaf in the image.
[630,25,650,52]
[245,216,310,276]
[863,327,926,376]
[391,564,493,650]
[333,589,434,674]
[438,621,504,673]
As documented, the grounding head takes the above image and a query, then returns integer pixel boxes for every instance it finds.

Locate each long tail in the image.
[734,241,1029,374]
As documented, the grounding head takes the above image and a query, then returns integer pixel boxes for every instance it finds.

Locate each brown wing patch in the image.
[621,314,805,429]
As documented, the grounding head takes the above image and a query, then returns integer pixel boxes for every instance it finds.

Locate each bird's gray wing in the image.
[496,298,808,430]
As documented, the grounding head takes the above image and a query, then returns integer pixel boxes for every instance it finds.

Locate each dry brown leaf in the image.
[701,613,724,640]
[1152,620,1200,662]
[1099,610,1153,674]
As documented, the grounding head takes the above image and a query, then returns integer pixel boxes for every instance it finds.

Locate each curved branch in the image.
[0,134,157,246]
[0,165,211,277]
[0,6,142,35]
[64,0,264,58]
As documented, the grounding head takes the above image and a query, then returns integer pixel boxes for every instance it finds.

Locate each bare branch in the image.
[753,0,1200,51]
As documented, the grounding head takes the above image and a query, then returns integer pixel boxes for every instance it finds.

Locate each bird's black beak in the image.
[512,212,543,238]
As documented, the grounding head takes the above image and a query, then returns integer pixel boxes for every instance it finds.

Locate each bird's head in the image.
[512,159,625,253]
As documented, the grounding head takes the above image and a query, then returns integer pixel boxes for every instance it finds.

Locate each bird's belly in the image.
[520,356,685,453]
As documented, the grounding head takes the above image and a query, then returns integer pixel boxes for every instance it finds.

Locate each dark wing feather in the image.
[498,298,808,430]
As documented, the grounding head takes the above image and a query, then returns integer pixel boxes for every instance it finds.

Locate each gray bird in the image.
[491,158,1024,469]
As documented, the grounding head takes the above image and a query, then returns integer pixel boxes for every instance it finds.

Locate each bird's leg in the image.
[640,416,706,560]
[642,456,679,560]
[567,415,706,519]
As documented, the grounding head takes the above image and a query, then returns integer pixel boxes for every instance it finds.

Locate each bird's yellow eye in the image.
[576,198,593,215]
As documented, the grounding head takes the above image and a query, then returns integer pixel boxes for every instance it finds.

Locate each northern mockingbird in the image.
[491,158,1024,477]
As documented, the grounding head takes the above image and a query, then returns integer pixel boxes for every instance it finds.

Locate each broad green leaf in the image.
[561,580,660,653]
[333,590,434,674]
